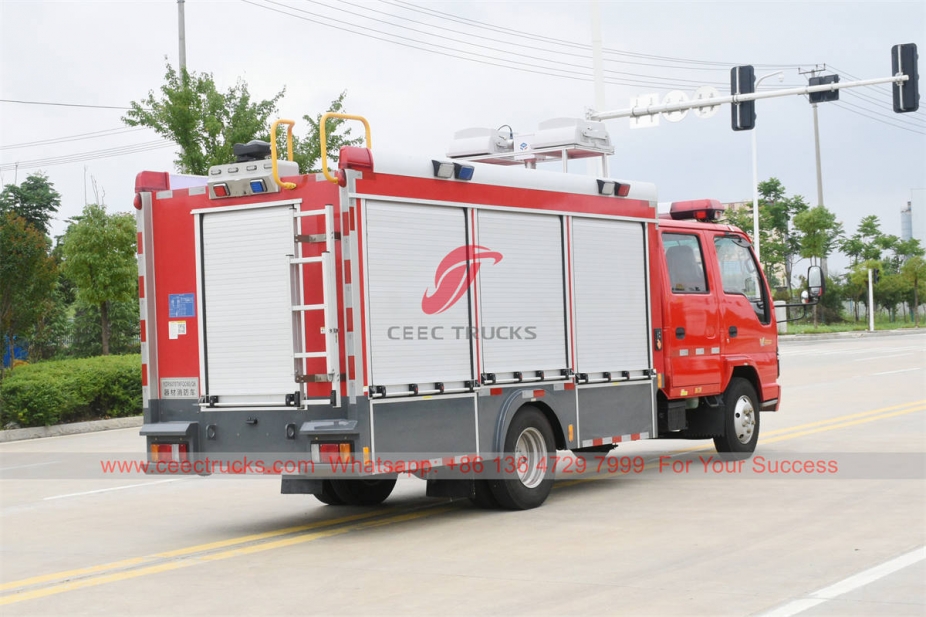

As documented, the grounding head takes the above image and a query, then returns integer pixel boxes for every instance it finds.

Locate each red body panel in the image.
[140,151,777,410]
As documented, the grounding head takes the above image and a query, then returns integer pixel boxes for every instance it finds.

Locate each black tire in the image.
[313,480,346,506]
[713,377,760,454]
[488,406,556,510]
[469,480,500,509]
[329,478,397,506]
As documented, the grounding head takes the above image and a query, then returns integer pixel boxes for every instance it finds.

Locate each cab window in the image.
[713,235,770,324]
[662,233,708,294]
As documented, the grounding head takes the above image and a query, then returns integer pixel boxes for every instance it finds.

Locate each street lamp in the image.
[751,70,784,263]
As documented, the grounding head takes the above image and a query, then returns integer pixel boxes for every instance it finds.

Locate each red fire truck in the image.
[136,116,822,509]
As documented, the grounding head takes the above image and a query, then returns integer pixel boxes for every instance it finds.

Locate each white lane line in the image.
[0,460,61,472]
[852,353,913,361]
[43,479,181,501]
[873,367,922,376]
[759,546,926,617]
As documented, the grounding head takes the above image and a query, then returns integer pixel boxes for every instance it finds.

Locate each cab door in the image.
[660,231,721,394]
[710,233,778,397]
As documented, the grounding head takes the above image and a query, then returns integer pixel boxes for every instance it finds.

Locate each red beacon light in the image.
[669,199,725,222]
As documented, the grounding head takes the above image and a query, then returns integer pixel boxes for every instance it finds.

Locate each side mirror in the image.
[807,265,825,299]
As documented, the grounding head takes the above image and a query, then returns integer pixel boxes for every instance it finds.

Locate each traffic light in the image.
[730,65,756,131]
[872,268,880,284]
[809,74,840,103]
[892,43,919,113]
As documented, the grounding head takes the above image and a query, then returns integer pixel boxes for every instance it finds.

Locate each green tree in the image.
[726,179,808,295]
[841,215,889,264]
[69,299,139,358]
[285,91,365,173]
[0,173,61,236]
[60,205,137,355]
[793,205,844,325]
[758,179,808,297]
[901,256,926,327]
[0,213,57,373]
[844,264,870,322]
[124,61,285,175]
[793,205,844,264]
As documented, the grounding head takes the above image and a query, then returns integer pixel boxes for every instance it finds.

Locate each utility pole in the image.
[800,65,828,282]
[178,0,187,73]
[798,66,827,209]
[868,268,875,332]
[590,0,605,176]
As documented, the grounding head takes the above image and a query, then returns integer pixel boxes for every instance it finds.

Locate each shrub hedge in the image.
[0,354,141,427]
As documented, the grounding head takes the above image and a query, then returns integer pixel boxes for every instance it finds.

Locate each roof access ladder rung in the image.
[291,204,340,407]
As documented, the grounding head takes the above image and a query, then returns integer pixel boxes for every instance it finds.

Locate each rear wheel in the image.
[313,480,346,506]
[488,406,555,510]
[329,478,397,506]
[469,480,500,509]
[713,378,760,454]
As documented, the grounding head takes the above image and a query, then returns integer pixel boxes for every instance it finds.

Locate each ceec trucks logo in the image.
[421,245,503,315]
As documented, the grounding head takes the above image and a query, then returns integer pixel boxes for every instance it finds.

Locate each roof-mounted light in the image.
[597,179,631,197]
[453,163,474,181]
[669,199,725,222]
[432,160,454,179]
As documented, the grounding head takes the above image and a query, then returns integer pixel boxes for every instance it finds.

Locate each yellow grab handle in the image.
[320,113,372,184]
[270,119,296,190]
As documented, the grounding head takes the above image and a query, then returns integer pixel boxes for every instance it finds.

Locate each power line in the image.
[383,0,811,68]
[0,140,175,172]
[831,102,926,136]
[841,91,926,126]
[332,0,739,73]
[299,0,731,87]
[1,127,146,151]
[0,98,133,110]
[244,0,731,91]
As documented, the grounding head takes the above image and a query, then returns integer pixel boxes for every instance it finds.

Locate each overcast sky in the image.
[1,0,924,274]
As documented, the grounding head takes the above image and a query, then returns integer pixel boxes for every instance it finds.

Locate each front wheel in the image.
[488,406,555,510]
[713,378,760,454]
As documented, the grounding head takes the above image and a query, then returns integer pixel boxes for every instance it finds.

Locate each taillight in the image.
[150,443,189,463]
[312,442,352,464]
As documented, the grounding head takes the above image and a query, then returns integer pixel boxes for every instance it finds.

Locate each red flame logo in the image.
[422,245,503,315]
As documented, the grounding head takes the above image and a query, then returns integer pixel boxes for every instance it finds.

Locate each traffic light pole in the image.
[587,75,909,122]
[868,268,875,332]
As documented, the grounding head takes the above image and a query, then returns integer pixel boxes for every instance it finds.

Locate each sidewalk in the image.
[779,327,924,343]
[0,416,143,444]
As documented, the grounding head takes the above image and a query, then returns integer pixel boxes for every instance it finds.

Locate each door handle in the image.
[675,327,685,340]
[729,326,738,338]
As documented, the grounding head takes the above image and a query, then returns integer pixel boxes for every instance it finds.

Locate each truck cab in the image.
[651,199,780,453]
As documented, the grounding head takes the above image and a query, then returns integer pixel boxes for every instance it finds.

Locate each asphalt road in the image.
[1,331,924,616]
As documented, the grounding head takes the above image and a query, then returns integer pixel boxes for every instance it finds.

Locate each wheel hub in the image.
[733,395,756,444]
[515,427,547,488]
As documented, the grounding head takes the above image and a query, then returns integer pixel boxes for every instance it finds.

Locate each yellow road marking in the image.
[0,507,452,606]
[555,402,925,488]
[0,508,390,593]
[3,400,923,604]
[760,406,925,445]
[761,399,925,438]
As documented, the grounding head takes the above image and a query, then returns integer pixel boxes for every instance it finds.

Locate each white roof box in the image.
[447,127,513,158]
[530,118,613,152]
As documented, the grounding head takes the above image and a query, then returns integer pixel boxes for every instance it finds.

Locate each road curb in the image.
[0,416,143,443]
[779,328,923,343]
